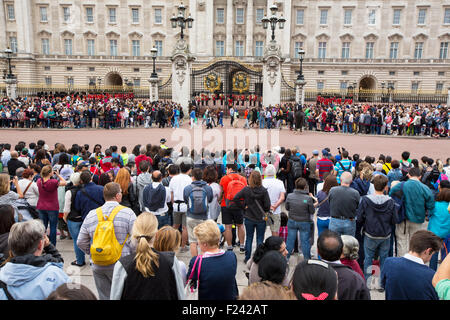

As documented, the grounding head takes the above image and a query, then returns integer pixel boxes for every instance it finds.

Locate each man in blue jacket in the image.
[72,171,104,266]
[75,171,105,220]
[183,168,213,257]
[381,230,441,300]
[389,167,435,257]
[357,175,396,281]
[0,220,70,300]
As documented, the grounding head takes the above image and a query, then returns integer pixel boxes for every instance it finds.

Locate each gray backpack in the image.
[187,186,208,215]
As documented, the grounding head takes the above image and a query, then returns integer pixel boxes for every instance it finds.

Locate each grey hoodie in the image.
[136,173,152,211]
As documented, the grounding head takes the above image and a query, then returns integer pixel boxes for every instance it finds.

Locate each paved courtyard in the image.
[1,125,449,161]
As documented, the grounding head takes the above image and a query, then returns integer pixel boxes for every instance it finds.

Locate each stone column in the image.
[148,77,159,102]
[5,78,18,100]
[447,87,450,107]
[226,0,234,56]
[296,79,306,106]
[171,39,195,117]
[245,0,253,57]
[282,0,292,58]
[262,40,283,107]
[0,2,6,51]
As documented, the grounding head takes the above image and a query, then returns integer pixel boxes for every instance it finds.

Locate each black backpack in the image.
[158,157,172,176]
[290,157,303,179]
[338,161,352,173]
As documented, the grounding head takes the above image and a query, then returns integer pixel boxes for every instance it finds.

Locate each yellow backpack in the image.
[90,205,129,266]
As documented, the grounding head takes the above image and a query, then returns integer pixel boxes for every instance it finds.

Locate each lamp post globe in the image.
[171,2,194,41]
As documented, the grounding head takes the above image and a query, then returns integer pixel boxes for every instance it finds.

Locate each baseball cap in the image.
[312,150,319,155]
[160,138,166,144]
[322,149,329,156]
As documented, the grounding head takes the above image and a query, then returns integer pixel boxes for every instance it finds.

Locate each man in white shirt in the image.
[142,170,172,228]
[262,164,286,236]
[1,144,11,169]
[169,162,193,249]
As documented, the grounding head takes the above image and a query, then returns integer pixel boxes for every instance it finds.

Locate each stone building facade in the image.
[1,0,449,94]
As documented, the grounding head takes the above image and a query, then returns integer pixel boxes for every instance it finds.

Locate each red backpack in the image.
[225,174,246,209]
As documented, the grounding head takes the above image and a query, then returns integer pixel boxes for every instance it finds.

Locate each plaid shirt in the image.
[279,226,288,243]
[77,201,136,269]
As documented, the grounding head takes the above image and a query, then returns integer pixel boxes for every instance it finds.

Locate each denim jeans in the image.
[67,220,85,265]
[363,235,390,280]
[430,235,450,271]
[259,118,265,129]
[286,220,312,260]
[328,217,356,237]
[156,214,169,229]
[317,218,330,238]
[38,210,59,246]
[244,218,267,262]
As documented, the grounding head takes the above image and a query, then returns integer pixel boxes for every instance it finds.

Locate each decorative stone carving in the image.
[266,57,279,87]
[263,40,282,58]
[197,0,205,11]
[174,57,187,86]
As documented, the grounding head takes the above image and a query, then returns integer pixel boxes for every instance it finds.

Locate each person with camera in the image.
[36,165,67,246]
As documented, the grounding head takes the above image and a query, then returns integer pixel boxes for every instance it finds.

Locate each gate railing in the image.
[158,75,172,100]
[281,74,296,102]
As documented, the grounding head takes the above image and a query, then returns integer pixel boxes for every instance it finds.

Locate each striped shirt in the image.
[316,158,334,181]
[334,159,353,184]
[77,201,136,269]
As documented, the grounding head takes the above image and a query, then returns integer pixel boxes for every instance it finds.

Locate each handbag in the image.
[184,255,203,300]
[255,198,273,224]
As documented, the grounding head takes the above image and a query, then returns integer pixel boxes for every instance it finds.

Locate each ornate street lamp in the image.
[150,47,158,79]
[3,48,15,79]
[297,48,305,81]
[170,2,194,40]
[261,4,285,41]
[381,81,385,102]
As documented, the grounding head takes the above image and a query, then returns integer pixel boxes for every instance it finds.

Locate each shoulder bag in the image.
[184,255,203,300]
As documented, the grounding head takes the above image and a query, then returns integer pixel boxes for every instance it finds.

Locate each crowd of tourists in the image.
[0,95,448,137]
[0,137,449,300]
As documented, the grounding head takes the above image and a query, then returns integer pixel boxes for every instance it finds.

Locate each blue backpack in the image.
[188,186,208,215]
[392,182,406,225]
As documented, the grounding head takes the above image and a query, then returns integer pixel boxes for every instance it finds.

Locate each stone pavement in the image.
[55,216,385,300]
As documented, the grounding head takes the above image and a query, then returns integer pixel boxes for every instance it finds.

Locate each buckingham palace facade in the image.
[1,0,450,95]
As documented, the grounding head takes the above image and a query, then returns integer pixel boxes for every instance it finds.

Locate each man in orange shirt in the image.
[244,108,250,129]
[219,163,247,253]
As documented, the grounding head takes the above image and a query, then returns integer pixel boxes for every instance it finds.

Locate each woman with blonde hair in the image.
[114,167,138,214]
[110,212,179,300]
[239,281,296,300]
[350,162,375,196]
[186,219,238,300]
[0,174,24,222]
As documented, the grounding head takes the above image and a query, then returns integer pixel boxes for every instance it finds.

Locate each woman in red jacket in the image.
[340,235,365,280]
